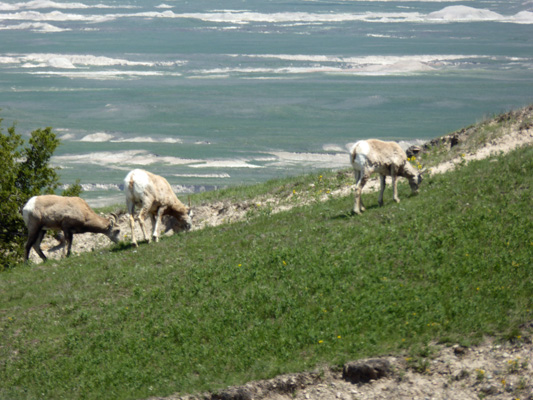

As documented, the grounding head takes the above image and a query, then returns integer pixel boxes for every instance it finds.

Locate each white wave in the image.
[366,33,397,39]
[22,1,92,9]
[189,160,262,169]
[512,11,533,24]
[175,10,424,24]
[188,74,231,80]
[322,144,347,153]
[111,136,183,144]
[156,8,532,25]
[53,149,202,167]
[48,57,76,68]
[0,9,417,25]
[358,59,435,75]
[80,132,114,142]
[29,70,180,80]
[0,21,67,31]
[178,8,533,25]
[428,6,533,24]
[0,2,17,11]
[78,133,183,144]
[155,4,173,9]
[173,173,231,179]
[428,6,503,21]
[0,10,116,23]
[3,52,184,79]
[59,133,76,140]
[0,0,134,11]
[193,54,476,76]
[245,53,474,64]
[266,151,348,169]
[10,53,169,67]
[210,53,506,76]
[0,55,19,63]
[2,5,530,27]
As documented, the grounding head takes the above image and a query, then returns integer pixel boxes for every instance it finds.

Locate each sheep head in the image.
[107,213,121,243]
[402,163,426,194]
[172,207,192,231]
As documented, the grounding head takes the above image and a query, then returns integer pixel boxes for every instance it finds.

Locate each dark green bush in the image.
[0,118,60,269]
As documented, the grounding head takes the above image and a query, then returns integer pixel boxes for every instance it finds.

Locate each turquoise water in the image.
[1,0,532,205]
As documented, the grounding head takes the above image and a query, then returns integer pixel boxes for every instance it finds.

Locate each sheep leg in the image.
[129,214,138,247]
[137,209,151,243]
[25,227,46,261]
[353,173,367,215]
[33,229,47,261]
[352,170,362,215]
[126,201,138,247]
[64,230,74,257]
[378,175,386,207]
[391,166,400,203]
[149,214,157,242]
[151,207,165,242]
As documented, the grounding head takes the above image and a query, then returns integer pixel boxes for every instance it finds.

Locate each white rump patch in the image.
[350,140,371,171]
[22,196,37,225]
[125,169,151,198]
[355,140,371,157]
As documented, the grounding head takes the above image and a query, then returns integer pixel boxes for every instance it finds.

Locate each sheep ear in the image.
[420,168,428,175]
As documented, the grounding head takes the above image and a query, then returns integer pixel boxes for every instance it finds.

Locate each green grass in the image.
[1,145,532,399]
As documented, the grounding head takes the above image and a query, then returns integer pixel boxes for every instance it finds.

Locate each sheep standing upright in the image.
[22,195,120,261]
[350,139,425,215]
[124,169,192,247]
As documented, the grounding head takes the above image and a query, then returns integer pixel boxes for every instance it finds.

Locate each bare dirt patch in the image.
[161,333,533,400]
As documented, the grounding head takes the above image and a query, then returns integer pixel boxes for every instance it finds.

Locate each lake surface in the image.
[1,0,532,206]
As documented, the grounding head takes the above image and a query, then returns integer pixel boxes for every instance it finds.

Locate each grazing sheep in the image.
[350,139,425,214]
[22,195,120,261]
[124,169,192,247]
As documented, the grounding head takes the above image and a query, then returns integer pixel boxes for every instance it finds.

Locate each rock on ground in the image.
[149,335,533,400]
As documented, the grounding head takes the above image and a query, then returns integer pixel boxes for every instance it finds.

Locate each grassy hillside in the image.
[1,137,532,399]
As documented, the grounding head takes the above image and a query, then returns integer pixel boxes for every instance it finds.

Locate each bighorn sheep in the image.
[22,195,120,261]
[350,139,425,215]
[124,169,192,247]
